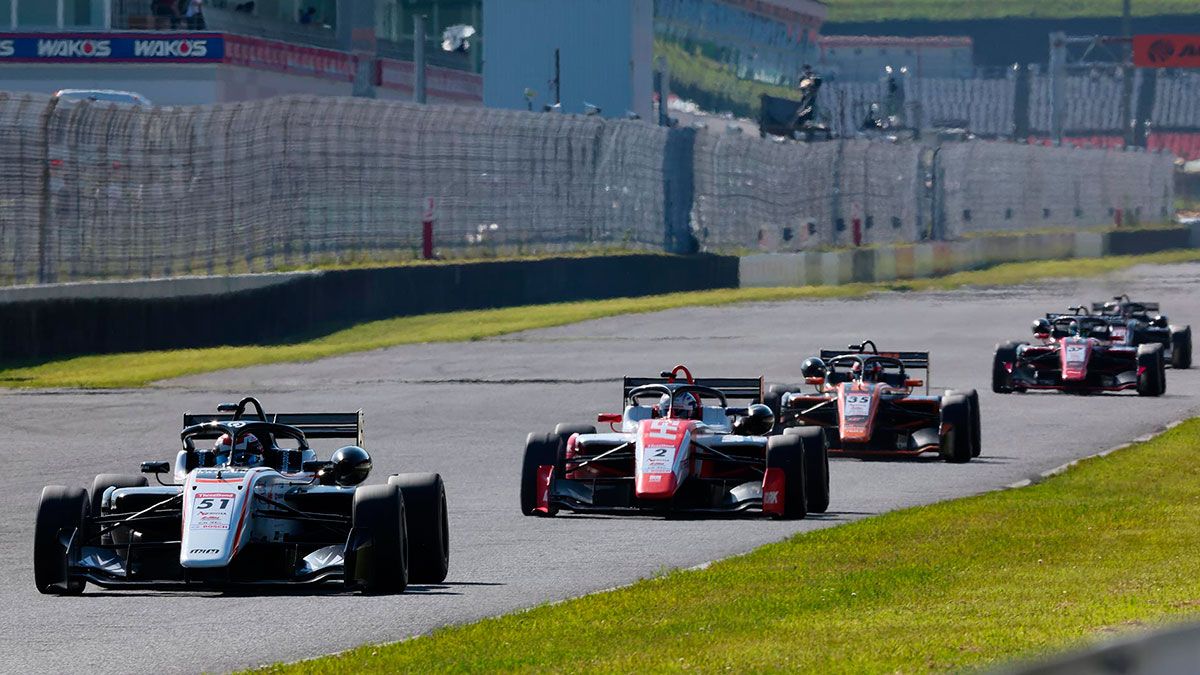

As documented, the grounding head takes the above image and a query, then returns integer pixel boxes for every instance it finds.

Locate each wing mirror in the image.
[732,404,774,436]
[597,413,622,423]
[217,402,238,412]
[800,357,826,378]
[140,461,170,474]
[905,379,924,387]
[1152,315,1168,328]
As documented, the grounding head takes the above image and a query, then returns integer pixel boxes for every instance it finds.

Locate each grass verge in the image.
[4,249,1200,389]
[262,419,1200,674]
[824,0,1196,22]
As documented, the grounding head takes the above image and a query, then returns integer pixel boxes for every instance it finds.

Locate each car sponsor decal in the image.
[190,492,235,530]
[643,445,676,473]
[1065,343,1087,365]
[843,393,871,418]
[1112,325,1128,341]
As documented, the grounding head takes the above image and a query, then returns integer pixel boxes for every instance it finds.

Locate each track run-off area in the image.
[4,263,1200,674]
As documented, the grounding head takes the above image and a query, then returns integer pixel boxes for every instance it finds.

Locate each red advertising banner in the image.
[1134,34,1200,68]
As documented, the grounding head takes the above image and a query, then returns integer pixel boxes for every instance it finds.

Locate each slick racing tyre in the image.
[939,395,974,463]
[947,389,982,458]
[1136,344,1166,397]
[520,433,559,517]
[350,483,409,594]
[796,427,830,513]
[992,342,1020,394]
[34,486,89,595]
[89,474,147,545]
[1170,325,1192,369]
[765,434,808,519]
[764,384,801,424]
[388,473,449,584]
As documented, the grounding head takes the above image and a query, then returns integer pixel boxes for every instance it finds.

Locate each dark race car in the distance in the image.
[1091,295,1191,369]
[992,312,1165,396]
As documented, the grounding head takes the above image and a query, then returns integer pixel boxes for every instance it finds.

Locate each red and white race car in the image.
[992,313,1166,396]
[520,365,830,520]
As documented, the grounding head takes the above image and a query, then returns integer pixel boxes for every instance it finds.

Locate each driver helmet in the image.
[213,432,264,467]
[656,392,700,419]
[851,360,883,381]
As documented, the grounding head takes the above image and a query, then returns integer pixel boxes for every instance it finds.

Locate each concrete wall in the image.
[739,226,1196,288]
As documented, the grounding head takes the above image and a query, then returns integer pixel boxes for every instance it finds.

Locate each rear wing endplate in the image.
[622,377,764,404]
[181,411,364,446]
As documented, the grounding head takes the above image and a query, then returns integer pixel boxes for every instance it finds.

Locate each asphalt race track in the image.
[4,263,1200,674]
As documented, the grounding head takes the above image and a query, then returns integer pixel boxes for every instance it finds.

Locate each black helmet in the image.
[800,357,826,378]
[734,403,775,436]
[329,446,372,486]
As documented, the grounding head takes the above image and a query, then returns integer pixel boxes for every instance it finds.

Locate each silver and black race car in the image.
[34,397,449,595]
[1090,295,1191,369]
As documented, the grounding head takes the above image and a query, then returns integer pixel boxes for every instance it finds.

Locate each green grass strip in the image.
[4,250,1199,389]
[824,0,1195,22]
[262,418,1200,674]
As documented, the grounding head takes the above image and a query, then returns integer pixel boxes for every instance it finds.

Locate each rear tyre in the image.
[350,484,408,594]
[1137,345,1166,397]
[520,433,559,517]
[940,395,973,463]
[992,342,1019,393]
[387,473,449,584]
[1170,326,1192,369]
[795,427,830,513]
[765,434,808,519]
[764,384,800,424]
[89,474,147,545]
[947,389,982,458]
[34,486,89,595]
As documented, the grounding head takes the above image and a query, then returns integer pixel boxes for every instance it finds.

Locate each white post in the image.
[57,0,64,29]
[104,0,112,29]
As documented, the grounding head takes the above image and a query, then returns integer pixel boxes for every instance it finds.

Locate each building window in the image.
[0,0,11,28]
[17,0,58,26]
[65,0,105,27]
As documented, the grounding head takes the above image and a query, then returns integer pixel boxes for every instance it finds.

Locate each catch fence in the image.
[0,91,1178,286]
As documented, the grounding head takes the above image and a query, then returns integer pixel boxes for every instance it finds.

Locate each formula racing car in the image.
[992,312,1165,396]
[767,341,980,462]
[34,397,450,595]
[1091,295,1191,369]
[520,365,830,520]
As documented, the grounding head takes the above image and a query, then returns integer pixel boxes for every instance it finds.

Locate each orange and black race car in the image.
[767,341,980,463]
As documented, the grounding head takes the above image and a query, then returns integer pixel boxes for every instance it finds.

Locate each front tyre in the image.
[940,395,973,463]
[1137,344,1166,397]
[797,427,830,513]
[349,484,409,594]
[34,486,89,595]
[992,342,1020,394]
[520,433,559,517]
[387,473,449,584]
[765,434,808,519]
[947,389,982,458]
[1170,326,1192,369]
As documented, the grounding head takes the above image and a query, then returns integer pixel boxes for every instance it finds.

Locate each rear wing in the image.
[1092,301,1158,313]
[819,349,929,371]
[622,377,764,405]
[820,348,930,393]
[181,411,364,446]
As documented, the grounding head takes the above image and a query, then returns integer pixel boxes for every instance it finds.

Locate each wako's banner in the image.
[1133,34,1200,68]
[0,33,224,62]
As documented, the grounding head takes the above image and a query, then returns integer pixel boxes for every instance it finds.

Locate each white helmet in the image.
[213,432,264,467]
